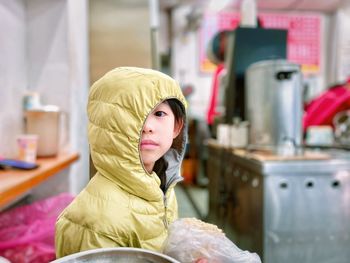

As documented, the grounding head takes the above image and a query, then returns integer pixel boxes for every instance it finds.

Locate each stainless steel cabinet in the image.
[207,141,350,263]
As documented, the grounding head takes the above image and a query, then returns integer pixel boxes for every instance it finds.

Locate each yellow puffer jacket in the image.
[55,67,187,258]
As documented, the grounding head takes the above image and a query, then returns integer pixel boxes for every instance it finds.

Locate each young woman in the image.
[55,67,187,258]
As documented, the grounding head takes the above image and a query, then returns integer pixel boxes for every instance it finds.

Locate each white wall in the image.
[0,0,89,195]
[327,2,350,84]
[66,0,89,193]
[0,0,27,157]
[171,5,213,121]
[27,0,70,109]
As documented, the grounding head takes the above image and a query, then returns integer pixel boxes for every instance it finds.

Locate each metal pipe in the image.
[149,0,160,70]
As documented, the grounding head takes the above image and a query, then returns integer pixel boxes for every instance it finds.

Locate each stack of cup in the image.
[305,125,334,146]
[217,122,248,148]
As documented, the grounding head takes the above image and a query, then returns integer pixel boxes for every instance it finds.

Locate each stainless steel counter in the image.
[207,141,350,263]
[231,148,350,174]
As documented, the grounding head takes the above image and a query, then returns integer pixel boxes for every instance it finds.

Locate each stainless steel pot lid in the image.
[51,247,181,263]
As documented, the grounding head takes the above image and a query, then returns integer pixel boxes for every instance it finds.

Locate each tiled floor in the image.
[175,183,209,220]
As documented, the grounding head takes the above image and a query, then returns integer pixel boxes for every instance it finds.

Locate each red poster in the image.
[199,12,321,74]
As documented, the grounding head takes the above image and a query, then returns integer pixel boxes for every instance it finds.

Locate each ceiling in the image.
[160,0,348,13]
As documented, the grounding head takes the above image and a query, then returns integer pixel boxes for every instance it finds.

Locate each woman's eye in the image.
[154,111,167,117]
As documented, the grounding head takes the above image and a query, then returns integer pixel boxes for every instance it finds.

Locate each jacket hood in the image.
[87,67,187,202]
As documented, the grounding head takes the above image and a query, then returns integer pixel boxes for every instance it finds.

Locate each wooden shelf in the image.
[0,152,79,209]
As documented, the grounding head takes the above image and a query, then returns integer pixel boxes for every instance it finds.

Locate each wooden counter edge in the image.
[0,152,80,209]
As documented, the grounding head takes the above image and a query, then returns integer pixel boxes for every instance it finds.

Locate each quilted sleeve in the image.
[55,216,129,258]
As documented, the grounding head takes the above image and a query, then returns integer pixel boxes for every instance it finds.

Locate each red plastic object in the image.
[303,78,350,132]
[207,64,225,125]
[0,193,74,263]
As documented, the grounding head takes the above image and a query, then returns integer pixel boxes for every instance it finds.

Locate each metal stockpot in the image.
[51,247,181,263]
[25,105,67,157]
[245,59,303,155]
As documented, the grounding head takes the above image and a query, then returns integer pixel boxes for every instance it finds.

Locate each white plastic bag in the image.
[162,218,261,263]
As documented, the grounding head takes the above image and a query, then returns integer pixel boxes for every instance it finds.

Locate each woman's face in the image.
[140,102,183,173]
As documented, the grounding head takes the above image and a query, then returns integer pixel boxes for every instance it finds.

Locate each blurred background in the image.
[1,0,350,262]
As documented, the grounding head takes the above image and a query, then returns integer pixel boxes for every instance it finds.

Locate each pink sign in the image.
[199,12,321,74]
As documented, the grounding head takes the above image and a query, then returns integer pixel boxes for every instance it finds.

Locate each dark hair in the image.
[167,98,186,124]
[154,98,185,192]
